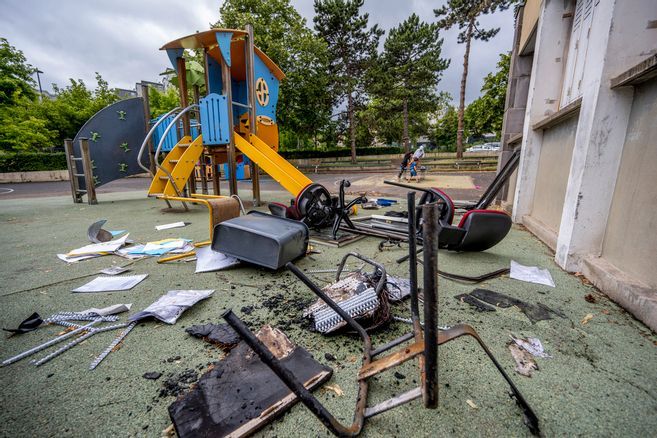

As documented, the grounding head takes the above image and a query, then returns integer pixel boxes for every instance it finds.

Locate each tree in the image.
[435,0,517,158]
[369,14,449,152]
[0,38,36,106]
[464,52,510,138]
[314,0,383,162]
[37,73,119,143]
[216,0,333,150]
[148,86,180,118]
[432,105,458,151]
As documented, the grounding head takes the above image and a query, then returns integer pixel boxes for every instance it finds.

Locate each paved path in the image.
[0,171,495,202]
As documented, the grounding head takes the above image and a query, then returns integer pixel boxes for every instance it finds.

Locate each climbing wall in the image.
[71,97,147,188]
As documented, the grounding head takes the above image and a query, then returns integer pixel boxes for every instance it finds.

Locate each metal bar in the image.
[358,341,424,380]
[32,322,128,367]
[407,192,420,324]
[89,321,137,370]
[1,320,99,366]
[79,138,97,205]
[223,310,363,437]
[245,24,260,206]
[221,51,238,196]
[370,332,415,357]
[231,101,251,109]
[421,203,439,408]
[137,106,181,175]
[364,387,422,418]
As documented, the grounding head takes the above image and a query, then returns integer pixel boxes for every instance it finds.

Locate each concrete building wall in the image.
[501,0,657,330]
[529,115,578,236]
[602,80,657,288]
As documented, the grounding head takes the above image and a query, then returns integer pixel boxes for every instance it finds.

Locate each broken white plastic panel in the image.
[510,260,555,287]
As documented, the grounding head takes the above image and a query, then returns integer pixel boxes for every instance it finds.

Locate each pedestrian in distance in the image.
[397,151,413,180]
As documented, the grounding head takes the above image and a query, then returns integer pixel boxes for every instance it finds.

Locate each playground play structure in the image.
[65,26,345,233]
[64,26,520,252]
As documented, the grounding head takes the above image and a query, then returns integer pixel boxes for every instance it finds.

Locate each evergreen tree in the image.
[216,0,332,149]
[314,0,383,162]
[435,0,517,158]
[369,13,449,152]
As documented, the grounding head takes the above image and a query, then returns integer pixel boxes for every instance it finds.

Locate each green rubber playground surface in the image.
[0,189,656,437]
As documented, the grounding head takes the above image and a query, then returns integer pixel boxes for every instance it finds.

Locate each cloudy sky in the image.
[1,0,515,103]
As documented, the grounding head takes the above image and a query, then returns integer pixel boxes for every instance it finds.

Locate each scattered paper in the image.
[110,230,127,237]
[510,260,555,287]
[129,289,214,324]
[511,335,552,358]
[156,222,189,231]
[99,266,131,276]
[67,234,130,257]
[195,246,240,273]
[581,313,594,324]
[57,253,100,263]
[466,399,478,409]
[508,343,539,377]
[128,238,191,256]
[78,303,132,316]
[72,274,148,293]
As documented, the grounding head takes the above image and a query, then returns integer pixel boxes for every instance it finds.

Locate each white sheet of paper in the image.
[67,234,130,256]
[510,260,555,287]
[195,246,240,273]
[155,222,188,231]
[72,274,148,293]
[57,253,100,263]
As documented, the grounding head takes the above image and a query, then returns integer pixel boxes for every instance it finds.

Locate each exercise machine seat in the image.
[452,209,511,251]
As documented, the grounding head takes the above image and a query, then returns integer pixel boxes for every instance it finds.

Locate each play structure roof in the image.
[161,29,285,81]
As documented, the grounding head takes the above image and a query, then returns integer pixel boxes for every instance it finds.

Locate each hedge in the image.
[280,146,403,159]
[0,152,68,173]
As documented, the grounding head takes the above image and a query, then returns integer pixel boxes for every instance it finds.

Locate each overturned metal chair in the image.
[223,193,539,436]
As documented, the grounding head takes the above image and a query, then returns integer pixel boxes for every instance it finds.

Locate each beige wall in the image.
[519,0,542,53]
[529,114,578,233]
[602,80,657,288]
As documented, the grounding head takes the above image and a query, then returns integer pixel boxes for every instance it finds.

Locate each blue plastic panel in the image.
[215,32,233,67]
[166,48,184,71]
[199,93,230,145]
[206,52,223,94]
[151,116,200,152]
[254,54,279,121]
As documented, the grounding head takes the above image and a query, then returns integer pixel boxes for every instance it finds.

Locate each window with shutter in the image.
[560,0,597,107]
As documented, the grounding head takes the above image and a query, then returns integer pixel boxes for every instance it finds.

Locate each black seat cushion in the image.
[455,210,511,251]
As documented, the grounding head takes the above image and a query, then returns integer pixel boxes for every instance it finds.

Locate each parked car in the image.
[466,142,501,153]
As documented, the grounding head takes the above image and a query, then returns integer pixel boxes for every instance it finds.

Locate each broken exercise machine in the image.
[339,178,513,252]
[223,195,540,436]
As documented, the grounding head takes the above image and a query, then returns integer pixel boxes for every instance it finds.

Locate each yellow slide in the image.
[234,132,312,196]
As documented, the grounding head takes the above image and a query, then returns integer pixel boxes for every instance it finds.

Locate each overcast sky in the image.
[1,0,515,104]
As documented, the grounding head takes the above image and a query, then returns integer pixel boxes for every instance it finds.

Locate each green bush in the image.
[280,146,402,159]
[0,152,67,172]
